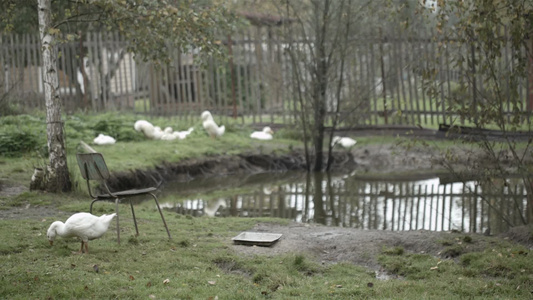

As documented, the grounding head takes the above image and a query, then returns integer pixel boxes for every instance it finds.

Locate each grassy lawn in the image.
[1,112,533,299]
[1,200,532,299]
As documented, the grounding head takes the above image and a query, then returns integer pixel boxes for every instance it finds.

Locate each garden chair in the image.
[76,152,171,244]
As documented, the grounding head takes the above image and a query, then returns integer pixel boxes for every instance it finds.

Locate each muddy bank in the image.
[106,151,360,191]
[105,142,450,191]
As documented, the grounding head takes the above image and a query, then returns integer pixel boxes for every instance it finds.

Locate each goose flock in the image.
[91,111,357,148]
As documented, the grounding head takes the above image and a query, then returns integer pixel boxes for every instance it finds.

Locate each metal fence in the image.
[1,28,531,126]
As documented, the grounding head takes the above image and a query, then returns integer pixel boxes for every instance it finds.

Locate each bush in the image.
[0,128,41,157]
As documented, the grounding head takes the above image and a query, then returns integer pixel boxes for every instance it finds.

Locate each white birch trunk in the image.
[38,0,72,192]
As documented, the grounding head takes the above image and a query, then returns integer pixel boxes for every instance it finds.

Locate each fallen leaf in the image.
[34,276,39,281]
[335,285,342,288]
[146,281,152,287]
[129,275,135,281]
[430,266,438,270]
[208,280,216,285]
[163,278,170,285]
[148,295,156,299]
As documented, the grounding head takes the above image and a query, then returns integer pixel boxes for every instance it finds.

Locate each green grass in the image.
[1,201,532,299]
[2,113,533,299]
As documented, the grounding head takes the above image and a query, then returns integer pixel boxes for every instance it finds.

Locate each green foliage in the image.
[0,115,47,157]
[0,127,41,157]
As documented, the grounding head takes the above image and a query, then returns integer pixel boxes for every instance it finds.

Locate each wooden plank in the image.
[369,40,377,125]
[98,32,107,110]
[114,32,125,110]
[424,30,434,125]
[504,26,511,123]
[410,33,421,125]
[24,34,35,102]
[236,31,245,123]
[184,51,194,121]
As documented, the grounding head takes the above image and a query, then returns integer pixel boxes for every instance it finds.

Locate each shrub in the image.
[0,127,42,157]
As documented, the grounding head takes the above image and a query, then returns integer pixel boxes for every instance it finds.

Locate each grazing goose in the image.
[251,127,274,140]
[201,111,225,138]
[47,212,116,254]
[93,133,116,145]
[134,120,157,139]
[332,136,357,148]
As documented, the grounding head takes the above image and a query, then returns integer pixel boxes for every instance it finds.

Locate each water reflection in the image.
[159,172,530,234]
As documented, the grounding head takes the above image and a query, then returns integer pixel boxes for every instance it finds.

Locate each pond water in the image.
[158,171,530,235]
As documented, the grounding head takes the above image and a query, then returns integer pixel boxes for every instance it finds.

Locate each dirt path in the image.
[232,222,532,272]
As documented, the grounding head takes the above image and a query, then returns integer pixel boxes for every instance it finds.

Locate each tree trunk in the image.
[38,0,72,192]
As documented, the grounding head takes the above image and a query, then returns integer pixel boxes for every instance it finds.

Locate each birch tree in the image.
[31,0,234,192]
[38,0,71,192]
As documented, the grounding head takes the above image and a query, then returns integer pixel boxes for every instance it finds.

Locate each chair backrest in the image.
[76,153,111,181]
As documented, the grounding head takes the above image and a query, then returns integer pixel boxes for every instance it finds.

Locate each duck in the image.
[201,111,225,138]
[47,212,117,254]
[93,133,116,145]
[174,127,194,140]
[160,127,194,141]
[332,136,357,148]
[251,127,274,140]
[134,120,157,139]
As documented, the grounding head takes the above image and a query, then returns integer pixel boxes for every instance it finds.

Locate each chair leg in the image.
[129,200,140,236]
[149,192,171,240]
[90,199,99,214]
[115,198,120,245]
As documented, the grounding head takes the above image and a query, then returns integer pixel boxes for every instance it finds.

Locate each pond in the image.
[157,171,530,235]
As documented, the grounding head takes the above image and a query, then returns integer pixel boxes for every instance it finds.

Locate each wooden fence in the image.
[1,29,531,126]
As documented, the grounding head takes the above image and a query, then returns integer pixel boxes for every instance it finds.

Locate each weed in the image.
[381,246,404,256]
[441,244,464,258]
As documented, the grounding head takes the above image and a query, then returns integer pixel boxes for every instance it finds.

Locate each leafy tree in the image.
[31,0,235,192]
[427,0,533,225]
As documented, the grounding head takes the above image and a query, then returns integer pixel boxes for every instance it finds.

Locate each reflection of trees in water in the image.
[165,173,529,235]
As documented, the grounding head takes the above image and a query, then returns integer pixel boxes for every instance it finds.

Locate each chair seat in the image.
[96,187,158,199]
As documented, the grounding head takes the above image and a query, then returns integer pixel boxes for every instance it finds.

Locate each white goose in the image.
[201,111,225,138]
[134,120,157,139]
[251,127,274,140]
[174,127,194,140]
[47,212,116,254]
[332,136,357,148]
[93,133,116,145]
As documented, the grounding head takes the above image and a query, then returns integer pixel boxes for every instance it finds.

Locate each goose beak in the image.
[49,241,53,246]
